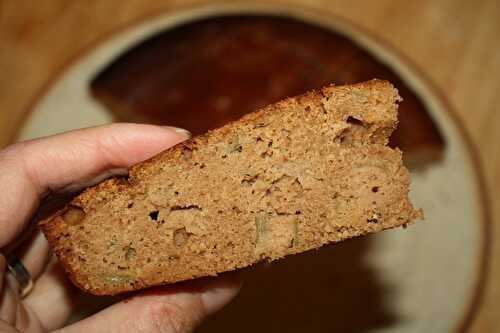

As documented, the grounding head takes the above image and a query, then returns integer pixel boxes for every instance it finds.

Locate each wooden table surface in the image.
[1,0,499,331]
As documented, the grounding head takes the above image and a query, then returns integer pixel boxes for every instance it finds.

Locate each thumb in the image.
[56,273,241,333]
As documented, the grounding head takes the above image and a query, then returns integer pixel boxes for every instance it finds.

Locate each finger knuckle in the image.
[0,142,26,162]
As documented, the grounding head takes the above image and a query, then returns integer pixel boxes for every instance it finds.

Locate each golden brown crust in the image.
[83,80,395,203]
[43,80,395,214]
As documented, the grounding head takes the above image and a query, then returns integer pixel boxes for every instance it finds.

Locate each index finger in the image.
[0,123,189,247]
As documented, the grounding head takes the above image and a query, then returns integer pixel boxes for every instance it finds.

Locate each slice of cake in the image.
[40,80,422,295]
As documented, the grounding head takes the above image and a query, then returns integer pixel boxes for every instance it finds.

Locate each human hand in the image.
[0,124,241,332]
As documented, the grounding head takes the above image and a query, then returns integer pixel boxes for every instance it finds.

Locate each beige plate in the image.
[17,2,488,333]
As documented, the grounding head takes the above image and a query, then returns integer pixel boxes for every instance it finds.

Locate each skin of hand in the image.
[0,124,241,333]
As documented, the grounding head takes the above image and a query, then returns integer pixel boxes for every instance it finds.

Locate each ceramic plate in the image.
[17,3,488,333]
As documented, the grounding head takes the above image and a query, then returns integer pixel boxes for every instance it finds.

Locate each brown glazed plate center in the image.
[90,15,444,169]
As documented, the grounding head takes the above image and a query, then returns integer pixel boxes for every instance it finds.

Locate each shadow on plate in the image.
[200,236,397,333]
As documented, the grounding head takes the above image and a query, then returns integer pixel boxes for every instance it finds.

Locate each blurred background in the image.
[1,0,499,332]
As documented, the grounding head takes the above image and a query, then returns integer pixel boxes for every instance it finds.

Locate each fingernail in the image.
[163,126,192,139]
[199,274,242,315]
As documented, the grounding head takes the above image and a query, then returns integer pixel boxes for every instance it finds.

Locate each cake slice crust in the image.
[40,80,422,295]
